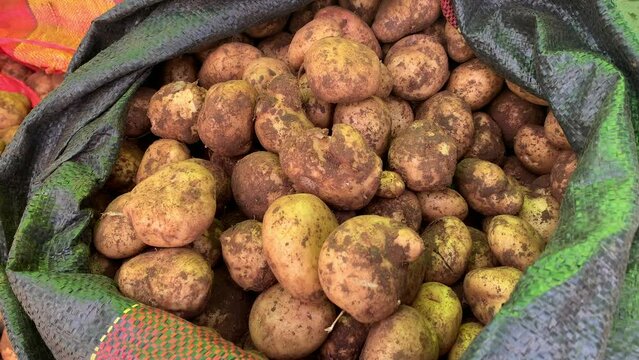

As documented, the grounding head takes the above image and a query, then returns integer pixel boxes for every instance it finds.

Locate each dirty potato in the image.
[376,170,405,198]
[161,54,197,84]
[25,72,64,98]
[447,59,504,110]
[189,219,224,267]
[338,0,381,24]
[421,216,472,285]
[401,250,428,304]
[88,252,120,278]
[448,322,484,360]
[136,139,190,183]
[385,96,414,138]
[105,140,143,192]
[372,0,441,43]
[465,112,505,164]
[463,266,522,324]
[246,17,289,38]
[320,313,370,360]
[185,158,232,212]
[417,188,468,223]
[514,124,562,175]
[315,6,382,57]
[242,57,291,94]
[505,80,549,106]
[550,151,577,202]
[288,18,344,69]
[412,282,463,355]
[519,192,560,242]
[334,96,392,155]
[466,227,498,271]
[488,89,545,146]
[544,111,571,150]
[486,215,545,271]
[444,21,474,62]
[94,193,146,259]
[362,190,422,231]
[422,18,446,45]
[375,63,393,98]
[198,43,263,88]
[299,73,334,128]
[0,91,30,129]
[258,32,294,63]
[502,156,537,186]
[529,174,552,197]
[334,210,358,224]
[147,81,205,143]
[124,87,155,137]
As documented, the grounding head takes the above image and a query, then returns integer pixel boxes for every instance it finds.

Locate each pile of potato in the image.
[86,1,578,359]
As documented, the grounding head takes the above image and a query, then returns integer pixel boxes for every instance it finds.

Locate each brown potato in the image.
[505,80,549,106]
[550,151,577,202]
[514,124,562,175]
[124,87,155,137]
[385,35,449,101]
[319,215,424,323]
[375,63,393,98]
[147,81,205,143]
[530,174,552,197]
[161,54,197,84]
[444,21,474,62]
[184,158,232,212]
[422,18,446,45]
[280,124,382,210]
[487,215,545,271]
[320,313,370,360]
[263,194,338,302]
[489,89,545,145]
[466,227,498,271]
[194,34,253,62]
[334,96,391,155]
[502,155,537,186]
[305,37,381,104]
[299,73,334,128]
[124,161,216,247]
[448,322,483,360]
[288,18,344,70]
[0,328,17,360]
[136,139,190,183]
[198,43,263,88]
[377,170,405,198]
[94,193,146,259]
[257,32,293,64]
[360,305,439,360]
[246,17,288,38]
[105,140,143,192]
[463,266,522,324]
[362,190,422,231]
[338,0,381,24]
[25,72,64,98]
[465,112,505,164]
[88,252,120,278]
[421,216,472,285]
[385,96,414,138]
[250,283,336,359]
[0,91,30,129]
[412,282,463,355]
[220,220,277,291]
[231,151,295,220]
[544,111,571,150]
[242,57,291,94]
[116,248,213,318]
[288,0,338,33]
[388,120,457,192]
[455,158,524,216]
[315,6,382,57]
[415,90,474,158]
[417,188,468,223]
[372,0,441,43]
[447,59,504,110]
[197,80,258,157]
[189,219,223,267]
[519,192,560,242]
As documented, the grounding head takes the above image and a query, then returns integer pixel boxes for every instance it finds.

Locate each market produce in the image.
[421,216,472,285]
[124,87,155,137]
[488,89,545,145]
[0,91,30,129]
[104,140,143,192]
[447,322,484,360]
[372,0,440,43]
[198,42,263,88]
[135,138,190,183]
[161,54,197,84]
[417,187,468,223]
[93,193,146,259]
[412,282,462,355]
[465,112,505,164]
[376,170,405,198]
[486,215,545,271]
[362,190,422,231]
[333,96,391,155]
[320,314,370,360]
[444,21,474,62]
[147,81,205,144]
[551,150,578,201]
[242,57,290,94]
[447,58,503,110]
[514,124,562,175]
[463,266,523,324]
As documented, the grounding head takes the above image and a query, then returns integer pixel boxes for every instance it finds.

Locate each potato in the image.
[0,328,17,360]
[544,111,571,150]
[289,0,338,33]
[116,248,212,317]
[288,18,344,70]
[338,0,381,24]
[263,194,338,302]
[194,34,253,62]
[0,125,18,146]
[0,91,30,129]
[185,158,232,212]
[220,220,277,291]
[219,208,249,230]
[124,87,155,137]
[417,188,468,223]
[375,63,393,98]
[320,313,370,360]
[415,90,474,158]
[412,282,462,355]
[466,227,497,271]
[315,6,382,57]
[486,215,545,271]
[447,59,504,110]
[385,96,414,138]
[94,193,146,259]
[551,150,577,202]
[400,250,428,304]
[447,322,483,360]
[360,305,438,360]
[319,215,424,323]
[25,72,64,98]
[304,37,381,104]
[489,89,545,146]
[1,60,32,81]
[505,80,549,106]
[257,32,293,63]
[249,284,336,359]
[161,54,197,84]
[136,139,190,183]
[514,124,562,175]
[502,155,537,186]
[530,174,552,197]
[242,57,291,94]
[362,191,422,231]
[147,81,205,143]
[421,216,472,285]
[377,170,405,198]
[189,219,223,267]
[88,252,120,278]
[280,124,382,210]
[388,120,457,192]
[455,158,524,216]
[124,161,216,247]
[198,43,263,88]
[384,35,449,101]
[465,112,505,164]
[105,140,143,192]
[422,18,446,45]
[194,267,254,343]
[197,80,258,157]
[246,17,288,38]
[334,96,391,155]
[463,266,522,324]
[299,73,334,128]
[519,192,560,242]
[444,21,474,62]
[372,0,441,43]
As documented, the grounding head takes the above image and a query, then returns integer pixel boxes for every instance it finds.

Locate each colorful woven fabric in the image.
[0,73,39,106]
[440,0,457,28]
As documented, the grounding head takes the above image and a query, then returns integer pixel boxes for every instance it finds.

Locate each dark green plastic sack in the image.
[0,0,637,358]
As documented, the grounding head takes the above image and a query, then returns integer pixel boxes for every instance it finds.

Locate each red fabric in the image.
[441,0,457,28]
[0,73,40,106]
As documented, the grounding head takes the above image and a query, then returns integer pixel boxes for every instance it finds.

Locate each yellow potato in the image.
[333,96,391,155]
[372,0,441,43]
[0,91,30,129]
[505,80,549,106]
[466,227,498,271]
[447,59,503,110]
[362,190,422,231]
[519,192,560,242]
[338,0,381,24]
[246,17,288,38]
[315,6,382,57]
[550,151,577,202]
[136,139,190,183]
[242,57,291,93]
[463,266,522,324]
[417,188,468,223]
[288,18,344,69]
[376,170,406,198]
[421,216,472,285]
[257,32,293,63]
[147,81,205,144]
[124,87,155,137]
[487,215,545,271]
[299,73,334,128]
[412,282,463,355]
[447,322,484,360]
[105,140,143,192]
[198,42,263,88]
[161,54,197,84]
[488,89,545,146]
[444,21,474,62]
[465,112,505,164]
[514,124,562,175]
[94,193,146,259]
[384,96,414,138]
[544,111,572,150]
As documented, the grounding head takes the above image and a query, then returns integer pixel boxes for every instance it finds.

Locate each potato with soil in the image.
[465,112,505,164]
[448,322,484,360]
[362,190,422,231]
[185,158,232,212]
[401,250,428,305]
[422,18,446,45]
[551,151,577,202]
[514,124,562,175]
[161,54,197,84]
[544,111,572,150]
[530,174,552,197]
[455,158,524,216]
[486,215,545,271]
[246,17,289,38]
[280,124,382,210]
[263,194,338,302]
[444,21,474,62]
[198,43,262,88]
[488,89,545,145]
[242,57,291,94]
[372,0,441,43]
[220,220,277,291]
[464,266,522,324]
[0,91,30,129]
[417,188,468,223]
[375,63,393,98]
[505,80,549,106]
[232,151,295,220]
[25,72,64,98]
[385,96,414,138]
[304,37,381,103]
[197,80,257,157]
[299,73,334,128]
[288,18,344,69]
[338,0,380,24]
[421,216,472,285]
[377,170,405,198]
[147,81,205,143]
[315,6,382,57]
[125,87,155,137]
[415,91,474,158]
[124,161,216,247]
[136,139,190,183]
[116,248,213,318]
[318,215,424,323]
[412,282,463,355]
[88,252,120,278]
[189,219,223,267]
[502,156,537,186]
[249,284,336,359]
[360,305,439,360]
[320,313,370,360]
[258,32,293,63]
[519,192,560,242]
[467,227,498,271]
[94,193,146,259]
[447,59,504,110]
[105,140,143,192]
[334,96,391,155]
[388,120,457,192]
